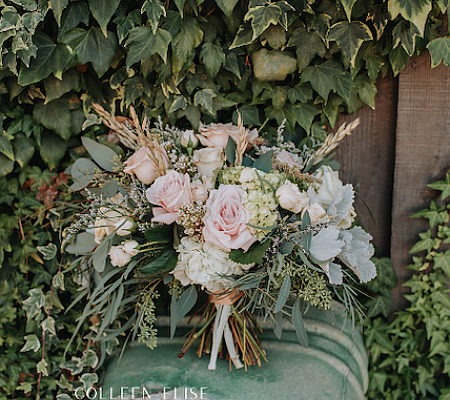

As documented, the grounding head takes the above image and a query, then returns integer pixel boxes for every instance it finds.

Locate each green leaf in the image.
[389,45,410,77]
[253,150,274,173]
[427,37,450,68]
[366,53,386,81]
[33,99,71,139]
[301,59,343,101]
[355,74,377,108]
[393,20,420,57]
[366,295,392,318]
[333,72,354,101]
[144,224,172,243]
[81,373,98,392]
[0,153,14,178]
[428,174,450,200]
[37,359,48,376]
[274,275,291,313]
[23,288,45,321]
[60,27,118,77]
[42,316,57,335]
[114,10,141,44]
[37,243,57,260]
[49,0,69,25]
[225,135,236,164]
[232,105,261,126]
[10,0,37,11]
[12,133,35,167]
[39,132,68,170]
[171,18,203,75]
[215,0,240,18]
[59,1,90,38]
[288,83,313,104]
[142,0,166,35]
[200,42,225,79]
[252,48,297,81]
[170,286,198,338]
[412,201,449,228]
[163,10,183,37]
[93,234,112,273]
[21,334,41,352]
[18,32,72,86]
[0,136,14,160]
[340,0,357,21]
[44,69,81,103]
[140,248,178,274]
[245,4,282,41]
[292,297,309,347]
[287,27,326,72]
[327,21,373,67]
[292,101,319,133]
[229,239,271,265]
[173,0,186,16]
[125,27,171,69]
[409,230,441,254]
[261,24,287,50]
[65,232,97,254]
[229,23,255,49]
[169,95,187,113]
[194,89,217,114]
[388,0,432,36]
[88,0,121,37]
[81,137,120,172]
[433,251,450,278]
[69,158,98,191]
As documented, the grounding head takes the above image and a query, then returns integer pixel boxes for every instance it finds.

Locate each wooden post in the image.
[390,52,450,310]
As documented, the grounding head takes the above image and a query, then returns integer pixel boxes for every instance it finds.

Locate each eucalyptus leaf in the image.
[274,275,291,313]
[252,149,273,173]
[81,137,121,172]
[170,285,198,338]
[292,296,309,347]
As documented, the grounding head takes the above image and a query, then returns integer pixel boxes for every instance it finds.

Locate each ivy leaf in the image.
[288,83,313,103]
[433,250,450,278]
[366,295,392,318]
[59,1,90,38]
[287,27,326,72]
[41,316,57,335]
[200,43,225,79]
[231,105,261,126]
[340,0,357,21]
[252,49,297,81]
[368,5,389,41]
[229,239,271,265]
[389,45,409,77]
[18,32,73,86]
[427,37,450,68]
[215,0,240,18]
[0,135,13,161]
[388,0,432,37]
[168,95,187,113]
[354,74,377,109]
[428,174,450,200]
[21,334,41,353]
[81,373,98,392]
[261,24,287,50]
[171,18,203,75]
[301,59,343,101]
[125,27,171,69]
[88,0,121,37]
[60,27,118,77]
[244,4,282,41]
[412,201,449,228]
[12,134,34,167]
[366,53,386,81]
[262,86,288,109]
[142,0,166,35]
[39,133,68,171]
[393,20,420,57]
[327,21,373,67]
[409,230,441,254]
[194,89,217,114]
[44,69,81,104]
[333,72,354,101]
[22,288,45,321]
[37,243,58,261]
[49,0,69,25]
[0,154,14,178]
[229,23,255,49]
[114,10,141,44]
[37,360,48,376]
[33,99,71,139]
[292,101,319,133]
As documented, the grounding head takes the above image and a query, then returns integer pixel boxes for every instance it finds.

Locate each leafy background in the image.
[1,0,450,398]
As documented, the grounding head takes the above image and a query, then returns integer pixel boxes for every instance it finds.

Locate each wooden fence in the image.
[333,52,450,311]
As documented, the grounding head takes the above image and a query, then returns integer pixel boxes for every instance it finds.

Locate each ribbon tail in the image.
[224,321,243,369]
[208,304,231,370]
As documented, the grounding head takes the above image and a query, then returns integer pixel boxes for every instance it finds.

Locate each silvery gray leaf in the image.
[309,226,345,262]
[307,186,320,204]
[327,184,354,222]
[328,262,344,285]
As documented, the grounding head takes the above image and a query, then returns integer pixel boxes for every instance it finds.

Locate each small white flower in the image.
[180,130,199,148]
[109,246,132,267]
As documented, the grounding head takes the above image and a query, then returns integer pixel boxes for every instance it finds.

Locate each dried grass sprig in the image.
[234,113,248,167]
[310,118,360,166]
[92,103,140,150]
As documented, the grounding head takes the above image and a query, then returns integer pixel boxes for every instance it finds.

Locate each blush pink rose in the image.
[146,170,193,224]
[203,185,257,251]
[124,146,170,185]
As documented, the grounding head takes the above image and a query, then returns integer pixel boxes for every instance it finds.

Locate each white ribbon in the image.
[207,304,243,370]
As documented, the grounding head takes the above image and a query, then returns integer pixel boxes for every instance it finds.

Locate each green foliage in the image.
[365,174,450,400]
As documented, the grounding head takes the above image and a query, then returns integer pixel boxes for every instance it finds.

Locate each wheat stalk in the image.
[234,112,249,167]
[310,118,360,166]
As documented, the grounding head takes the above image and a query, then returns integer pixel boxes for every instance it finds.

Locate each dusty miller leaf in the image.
[310,226,345,262]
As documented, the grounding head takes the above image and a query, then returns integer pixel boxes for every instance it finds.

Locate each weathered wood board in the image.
[390,52,450,310]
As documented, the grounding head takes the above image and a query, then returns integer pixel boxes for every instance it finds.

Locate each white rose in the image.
[238,167,257,183]
[191,179,208,203]
[122,240,139,256]
[94,209,135,244]
[180,130,199,149]
[109,246,132,267]
[302,203,328,225]
[276,180,309,214]
[312,165,343,207]
[275,149,303,168]
[193,147,224,178]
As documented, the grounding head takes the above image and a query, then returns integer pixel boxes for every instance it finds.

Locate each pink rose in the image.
[146,170,193,224]
[203,185,257,251]
[274,149,303,168]
[124,146,170,185]
[191,179,208,203]
[197,123,259,149]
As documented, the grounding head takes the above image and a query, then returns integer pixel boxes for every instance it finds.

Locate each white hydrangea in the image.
[172,237,251,292]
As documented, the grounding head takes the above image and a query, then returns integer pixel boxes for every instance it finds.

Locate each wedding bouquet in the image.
[62,104,375,371]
